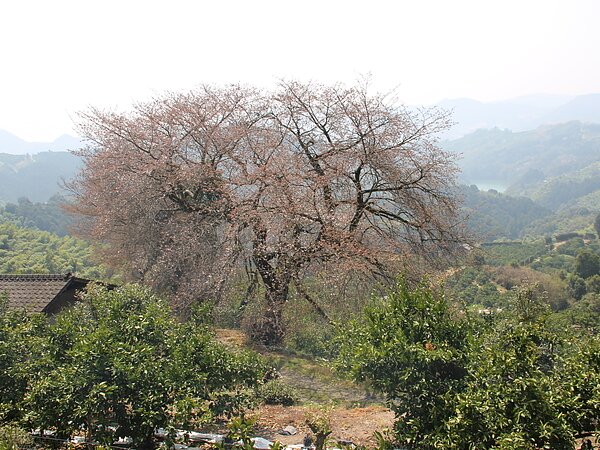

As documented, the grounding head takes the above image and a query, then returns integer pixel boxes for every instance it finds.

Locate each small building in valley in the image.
[0,273,92,315]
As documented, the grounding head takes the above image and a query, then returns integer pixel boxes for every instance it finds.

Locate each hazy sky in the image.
[2,0,599,141]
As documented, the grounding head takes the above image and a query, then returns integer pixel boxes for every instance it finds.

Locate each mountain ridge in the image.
[438,93,600,139]
[0,151,82,203]
[0,130,82,155]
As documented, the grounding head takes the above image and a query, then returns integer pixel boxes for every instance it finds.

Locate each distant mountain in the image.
[541,94,600,124]
[0,152,82,203]
[438,97,546,139]
[438,94,600,139]
[0,130,82,155]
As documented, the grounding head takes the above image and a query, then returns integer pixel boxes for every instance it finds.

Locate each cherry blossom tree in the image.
[69,81,465,344]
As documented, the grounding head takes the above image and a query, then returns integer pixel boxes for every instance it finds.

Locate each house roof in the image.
[0,273,89,314]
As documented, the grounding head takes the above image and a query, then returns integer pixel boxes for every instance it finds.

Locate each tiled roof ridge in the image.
[0,273,72,282]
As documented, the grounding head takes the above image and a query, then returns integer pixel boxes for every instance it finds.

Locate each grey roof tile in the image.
[0,273,75,314]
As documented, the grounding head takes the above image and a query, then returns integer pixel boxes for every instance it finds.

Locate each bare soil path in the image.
[255,405,394,447]
[214,329,394,447]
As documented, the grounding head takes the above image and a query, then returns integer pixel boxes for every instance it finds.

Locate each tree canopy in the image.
[0,219,106,278]
[70,80,465,344]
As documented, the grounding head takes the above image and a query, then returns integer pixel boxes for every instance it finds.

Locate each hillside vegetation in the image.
[444,121,600,191]
[1,195,73,236]
[446,122,600,240]
[0,220,108,278]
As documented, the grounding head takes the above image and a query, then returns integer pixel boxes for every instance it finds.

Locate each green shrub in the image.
[257,379,299,406]
[19,284,267,448]
[335,279,473,448]
[0,295,47,424]
[336,280,600,449]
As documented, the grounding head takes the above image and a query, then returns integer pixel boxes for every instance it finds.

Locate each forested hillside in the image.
[0,220,108,278]
[518,161,600,209]
[0,200,109,278]
[443,121,600,191]
[460,185,552,240]
[445,121,600,241]
[1,195,72,236]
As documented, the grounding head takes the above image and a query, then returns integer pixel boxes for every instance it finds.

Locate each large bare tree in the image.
[69,81,465,344]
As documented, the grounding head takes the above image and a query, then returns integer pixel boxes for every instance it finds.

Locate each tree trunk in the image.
[251,256,292,346]
[251,283,289,346]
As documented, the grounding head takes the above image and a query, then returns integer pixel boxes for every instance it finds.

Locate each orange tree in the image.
[21,285,266,449]
[0,295,46,424]
[336,282,600,449]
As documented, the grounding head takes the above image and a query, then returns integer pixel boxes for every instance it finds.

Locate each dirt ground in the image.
[254,405,394,447]
[214,328,394,446]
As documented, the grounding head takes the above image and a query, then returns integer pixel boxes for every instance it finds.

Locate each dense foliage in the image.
[336,280,473,447]
[0,285,267,449]
[337,281,600,449]
[0,295,46,424]
[480,241,549,266]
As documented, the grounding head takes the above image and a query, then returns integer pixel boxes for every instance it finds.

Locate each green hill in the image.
[447,122,600,240]
[516,161,600,210]
[460,185,552,240]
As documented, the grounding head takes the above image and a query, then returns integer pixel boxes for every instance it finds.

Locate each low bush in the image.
[257,379,299,406]
[0,284,267,449]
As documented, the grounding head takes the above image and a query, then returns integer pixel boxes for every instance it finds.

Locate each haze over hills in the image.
[0,151,82,203]
[1,93,599,154]
[0,131,83,203]
[445,120,600,240]
[0,130,82,155]
[438,93,600,139]
[1,93,598,154]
